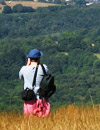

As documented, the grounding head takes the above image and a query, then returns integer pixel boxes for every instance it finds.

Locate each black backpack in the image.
[38,64,56,98]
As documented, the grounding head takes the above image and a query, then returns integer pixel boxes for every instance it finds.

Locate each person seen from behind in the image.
[19,49,50,117]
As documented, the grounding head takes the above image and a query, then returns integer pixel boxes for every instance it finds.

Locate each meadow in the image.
[1,105,100,130]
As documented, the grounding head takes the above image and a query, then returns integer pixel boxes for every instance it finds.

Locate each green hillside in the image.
[1,5,100,38]
[1,5,100,111]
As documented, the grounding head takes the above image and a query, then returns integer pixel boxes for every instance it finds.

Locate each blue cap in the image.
[27,49,43,58]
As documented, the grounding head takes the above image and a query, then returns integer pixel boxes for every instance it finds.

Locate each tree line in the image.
[1,5,100,39]
[2,4,35,13]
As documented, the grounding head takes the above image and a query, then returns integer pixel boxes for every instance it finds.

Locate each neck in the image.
[30,62,38,66]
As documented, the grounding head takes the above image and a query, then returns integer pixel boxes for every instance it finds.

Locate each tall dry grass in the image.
[1,105,100,130]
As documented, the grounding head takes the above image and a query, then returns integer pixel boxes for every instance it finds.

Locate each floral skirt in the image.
[24,99,50,117]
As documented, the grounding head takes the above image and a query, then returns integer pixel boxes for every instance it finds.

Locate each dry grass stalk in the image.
[0,105,100,130]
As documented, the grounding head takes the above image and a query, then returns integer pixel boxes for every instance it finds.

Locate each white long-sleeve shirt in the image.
[19,64,49,99]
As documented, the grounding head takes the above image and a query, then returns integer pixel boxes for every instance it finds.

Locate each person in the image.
[19,49,50,117]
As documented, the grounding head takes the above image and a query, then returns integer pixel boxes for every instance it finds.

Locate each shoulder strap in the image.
[32,65,38,87]
[40,64,46,75]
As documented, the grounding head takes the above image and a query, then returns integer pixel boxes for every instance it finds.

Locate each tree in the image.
[2,6,12,13]
[12,4,35,13]
[23,6,35,12]
[74,0,86,5]
[38,0,46,3]
[0,0,6,5]
[13,4,24,13]
[53,0,61,4]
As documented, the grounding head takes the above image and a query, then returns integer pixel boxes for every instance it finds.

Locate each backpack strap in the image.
[32,65,39,87]
[32,64,46,87]
[40,64,47,75]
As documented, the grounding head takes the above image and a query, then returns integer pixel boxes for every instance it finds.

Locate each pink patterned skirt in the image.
[24,99,50,117]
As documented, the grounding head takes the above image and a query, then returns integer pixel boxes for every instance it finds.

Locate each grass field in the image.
[1,105,100,130]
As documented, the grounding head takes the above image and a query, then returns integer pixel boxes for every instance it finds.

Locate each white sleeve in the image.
[43,64,50,74]
[19,66,24,79]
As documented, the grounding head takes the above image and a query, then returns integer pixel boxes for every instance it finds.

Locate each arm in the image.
[26,58,31,66]
[19,67,24,80]
[19,58,30,79]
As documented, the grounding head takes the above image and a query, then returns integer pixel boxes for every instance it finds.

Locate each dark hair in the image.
[30,58,40,62]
